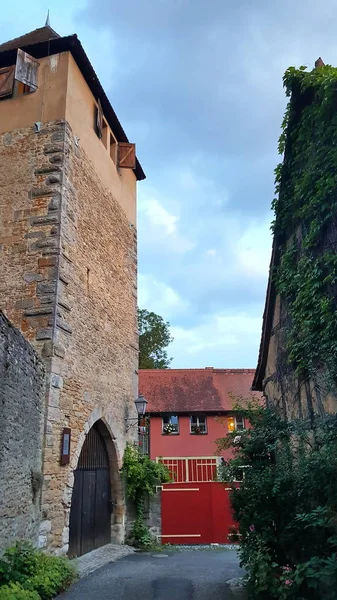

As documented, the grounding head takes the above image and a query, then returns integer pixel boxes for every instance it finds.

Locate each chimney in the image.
[315,57,325,68]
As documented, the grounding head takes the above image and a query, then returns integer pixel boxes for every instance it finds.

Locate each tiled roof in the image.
[139,368,261,414]
[0,26,60,52]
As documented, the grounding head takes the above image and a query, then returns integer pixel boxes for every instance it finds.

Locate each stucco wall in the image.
[150,415,235,460]
[0,312,45,552]
[65,54,137,225]
[0,53,68,135]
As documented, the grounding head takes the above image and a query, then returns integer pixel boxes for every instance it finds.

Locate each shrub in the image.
[217,404,337,599]
[0,583,39,600]
[25,554,75,599]
[0,542,76,599]
[122,444,171,549]
[0,542,38,587]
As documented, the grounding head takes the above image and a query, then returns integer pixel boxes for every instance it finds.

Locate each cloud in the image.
[138,274,189,322]
[170,311,262,368]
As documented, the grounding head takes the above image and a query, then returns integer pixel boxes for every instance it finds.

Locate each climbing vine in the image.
[122,444,171,548]
[272,63,337,388]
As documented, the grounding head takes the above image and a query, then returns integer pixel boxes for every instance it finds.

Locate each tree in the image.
[138,309,173,369]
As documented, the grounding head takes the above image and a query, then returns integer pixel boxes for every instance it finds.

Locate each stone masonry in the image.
[0,311,45,551]
[0,120,138,553]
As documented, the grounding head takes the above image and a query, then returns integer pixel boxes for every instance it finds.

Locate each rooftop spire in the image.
[315,57,325,68]
[45,9,50,27]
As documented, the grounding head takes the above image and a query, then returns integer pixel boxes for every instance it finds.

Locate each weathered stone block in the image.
[49,154,63,164]
[31,215,59,226]
[37,281,56,295]
[51,374,63,389]
[36,328,53,340]
[48,196,61,212]
[46,174,61,185]
[24,307,53,317]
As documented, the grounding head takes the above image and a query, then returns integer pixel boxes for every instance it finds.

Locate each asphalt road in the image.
[58,549,243,600]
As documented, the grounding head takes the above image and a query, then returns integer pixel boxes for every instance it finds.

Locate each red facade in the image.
[149,414,236,461]
[139,368,260,544]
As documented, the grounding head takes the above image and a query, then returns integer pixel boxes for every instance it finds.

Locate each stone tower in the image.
[0,25,145,554]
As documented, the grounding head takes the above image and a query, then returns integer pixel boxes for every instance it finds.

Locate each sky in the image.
[1,1,335,369]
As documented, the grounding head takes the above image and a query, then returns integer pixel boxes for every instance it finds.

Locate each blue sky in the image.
[1,1,335,368]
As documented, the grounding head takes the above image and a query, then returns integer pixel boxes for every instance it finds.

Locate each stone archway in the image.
[67,418,123,557]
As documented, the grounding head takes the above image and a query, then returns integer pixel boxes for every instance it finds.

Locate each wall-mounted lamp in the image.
[125,395,148,432]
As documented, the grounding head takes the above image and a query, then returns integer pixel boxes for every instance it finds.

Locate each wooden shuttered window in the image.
[95,99,103,139]
[118,142,136,170]
[0,66,15,98]
[94,98,136,170]
[0,49,39,100]
[15,49,39,91]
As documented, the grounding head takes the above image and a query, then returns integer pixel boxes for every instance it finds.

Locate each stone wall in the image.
[0,120,138,553]
[0,311,45,551]
[126,492,162,543]
[262,293,337,420]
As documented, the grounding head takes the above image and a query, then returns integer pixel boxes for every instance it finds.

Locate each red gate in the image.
[160,481,238,545]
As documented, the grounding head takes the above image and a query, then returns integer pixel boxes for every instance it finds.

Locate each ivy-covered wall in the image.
[259,61,337,419]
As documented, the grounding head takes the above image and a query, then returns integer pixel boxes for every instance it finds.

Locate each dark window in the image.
[190,415,207,435]
[162,414,179,434]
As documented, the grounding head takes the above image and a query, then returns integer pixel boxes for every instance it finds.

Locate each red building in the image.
[139,368,260,545]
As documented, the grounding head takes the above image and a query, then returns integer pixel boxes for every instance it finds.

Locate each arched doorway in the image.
[69,421,113,557]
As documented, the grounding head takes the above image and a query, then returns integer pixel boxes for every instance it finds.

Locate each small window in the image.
[190,415,207,435]
[162,414,179,435]
[228,415,245,432]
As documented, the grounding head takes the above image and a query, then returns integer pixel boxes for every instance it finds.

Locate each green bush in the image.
[25,554,75,599]
[122,444,171,549]
[217,403,337,599]
[0,583,39,600]
[0,542,76,599]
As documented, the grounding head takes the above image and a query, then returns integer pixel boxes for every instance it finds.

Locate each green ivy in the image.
[272,63,337,385]
[122,444,171,549]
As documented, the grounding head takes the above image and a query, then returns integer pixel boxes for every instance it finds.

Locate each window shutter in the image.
[0,66,15,98]
[15,49,39,91]
[96,99,103,139]
[118,142,136,169]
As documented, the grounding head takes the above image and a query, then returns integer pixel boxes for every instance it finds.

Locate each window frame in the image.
[190,414,207,435]
[228,415,245,432]
[162,414,179,435]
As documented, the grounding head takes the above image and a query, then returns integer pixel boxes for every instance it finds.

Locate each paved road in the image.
[58,549,243,600]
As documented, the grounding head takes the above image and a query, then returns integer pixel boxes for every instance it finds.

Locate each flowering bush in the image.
[217,402,337,599]
[163,423,174,434]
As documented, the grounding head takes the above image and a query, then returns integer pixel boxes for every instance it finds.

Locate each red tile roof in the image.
[0,26,60,52]
[139,368,262,414]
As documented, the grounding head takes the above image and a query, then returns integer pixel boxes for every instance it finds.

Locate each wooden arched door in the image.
[69,423,111,557]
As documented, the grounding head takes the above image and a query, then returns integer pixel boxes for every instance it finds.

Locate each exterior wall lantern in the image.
[125,395,148,432]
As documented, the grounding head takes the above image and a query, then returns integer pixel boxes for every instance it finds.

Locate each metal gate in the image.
[69,424,111,557]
